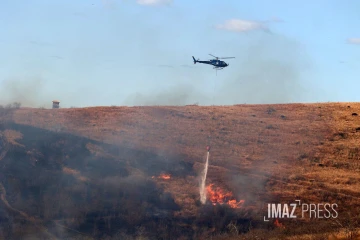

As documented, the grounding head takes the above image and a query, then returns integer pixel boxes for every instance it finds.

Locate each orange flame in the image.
[159,174,171,180]
[274,219,285,229]
[152,173,171,180]
[206,184,245,208]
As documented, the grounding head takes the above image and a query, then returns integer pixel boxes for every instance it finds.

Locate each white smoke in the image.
[199,151,209,204]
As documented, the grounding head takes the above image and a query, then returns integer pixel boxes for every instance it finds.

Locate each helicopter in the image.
[192,54,235,74]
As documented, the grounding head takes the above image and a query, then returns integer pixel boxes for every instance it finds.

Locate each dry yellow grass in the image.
[3,129,24,147]
[62,166,88,182]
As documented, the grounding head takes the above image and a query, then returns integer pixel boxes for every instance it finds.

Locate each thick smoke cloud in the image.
[0,76,51,108]
[216,33,310,104]
[124,32,313,106]
[124,83,211,106]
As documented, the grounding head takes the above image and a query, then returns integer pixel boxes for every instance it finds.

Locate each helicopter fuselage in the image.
[196,59,228,68]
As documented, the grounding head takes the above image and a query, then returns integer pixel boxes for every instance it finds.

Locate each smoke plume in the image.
[199,151,209,204]
[124,32,313,106]
[0,76,50,108]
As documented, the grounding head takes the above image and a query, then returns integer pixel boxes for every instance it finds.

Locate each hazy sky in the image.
[0,0,359,107]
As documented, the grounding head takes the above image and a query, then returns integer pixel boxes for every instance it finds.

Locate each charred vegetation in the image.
[0,122,257,239]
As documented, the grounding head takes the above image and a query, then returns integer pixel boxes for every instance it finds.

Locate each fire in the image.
[159,174,171,180]
[206,184,245,208]
[274,219,285,229]
[152,173,171,180]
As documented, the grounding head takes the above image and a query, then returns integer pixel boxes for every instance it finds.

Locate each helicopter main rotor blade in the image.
[218,57,235,59]
[209,54,218,59]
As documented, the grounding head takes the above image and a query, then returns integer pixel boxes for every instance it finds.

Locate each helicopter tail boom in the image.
[192,56,197,64]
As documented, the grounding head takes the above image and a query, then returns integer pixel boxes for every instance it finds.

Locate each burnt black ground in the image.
[0,122,255,239]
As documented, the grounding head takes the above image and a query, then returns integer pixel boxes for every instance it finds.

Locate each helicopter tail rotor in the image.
[192,56,197,64]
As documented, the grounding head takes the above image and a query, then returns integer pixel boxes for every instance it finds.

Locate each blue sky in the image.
[0,0,359,107]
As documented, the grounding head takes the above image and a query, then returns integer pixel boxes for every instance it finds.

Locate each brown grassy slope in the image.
[11,104,335,163]
[11,103,360,222]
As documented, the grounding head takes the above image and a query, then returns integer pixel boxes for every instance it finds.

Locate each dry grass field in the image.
[0,102,359,239]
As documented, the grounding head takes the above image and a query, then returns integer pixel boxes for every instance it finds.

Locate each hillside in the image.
[0,103,359,239]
